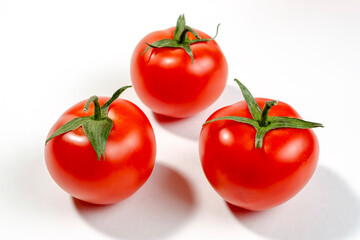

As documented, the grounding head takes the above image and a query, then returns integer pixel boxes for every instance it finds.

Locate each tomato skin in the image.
[45,98,156,204]
[199,98,319,211]
[130,27,228,118]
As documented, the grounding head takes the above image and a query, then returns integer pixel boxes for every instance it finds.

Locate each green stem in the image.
[173,14,186,42]
[179,27,189,43]
[84,96,101,120]
[260,100,278,127]
[179,26,200,43]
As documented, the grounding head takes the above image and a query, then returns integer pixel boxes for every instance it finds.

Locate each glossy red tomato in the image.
[130,15,228,118]
[199,97,320,211]
[45,92,156,205]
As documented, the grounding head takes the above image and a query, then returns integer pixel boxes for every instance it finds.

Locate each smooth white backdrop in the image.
[1,1,359,239]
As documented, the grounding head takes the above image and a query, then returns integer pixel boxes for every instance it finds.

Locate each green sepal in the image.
[143,39,184,54]
[82,117,113,160]
[203,116,259,128]
[101,85,132,115]
[182,43,194,63]
[185,26,201,40]
[45,86,132,160]
[234,79,262,121]
[188,24,219,44]
[255,128,268,149]
[203,80,323,149]
[45,116,88,144]
[267,116,324,130]
[142,14,220,63]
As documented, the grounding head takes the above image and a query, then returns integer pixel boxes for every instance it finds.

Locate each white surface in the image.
[1,0,360,239]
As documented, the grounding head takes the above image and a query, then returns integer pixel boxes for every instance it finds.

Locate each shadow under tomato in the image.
[226,166,360,240]
[73,162,196,240]
[153,84,240,142]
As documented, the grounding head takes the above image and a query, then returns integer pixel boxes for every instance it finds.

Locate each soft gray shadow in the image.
[227,166,360,240]
[0,145,62,213]
[73,162,196,240]
[153,84,240,141]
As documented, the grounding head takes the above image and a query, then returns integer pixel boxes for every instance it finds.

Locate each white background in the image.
[1,0,360,239]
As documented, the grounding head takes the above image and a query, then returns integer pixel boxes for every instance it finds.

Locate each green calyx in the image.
[45,86,132,160]
[142,14,220,63]
[203,79,323,149]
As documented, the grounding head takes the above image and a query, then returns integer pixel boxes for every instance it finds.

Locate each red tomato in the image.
[130,15,228,118]
[199,82,321,211]
[45,90,156,205]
